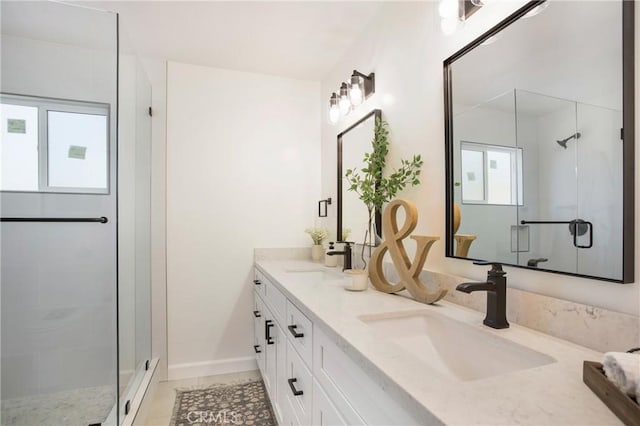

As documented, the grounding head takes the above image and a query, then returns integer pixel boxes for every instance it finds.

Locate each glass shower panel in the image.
[134,60,152,376]
[0,2,118,426]
[117,55,152,422]
[452,90,518,264]
[575,103,623,280]
[514,90,579,273]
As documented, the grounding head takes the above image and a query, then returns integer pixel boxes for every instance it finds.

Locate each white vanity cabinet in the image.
[252,293,265,373]
[253,266,421,426]
[252,272,289,425]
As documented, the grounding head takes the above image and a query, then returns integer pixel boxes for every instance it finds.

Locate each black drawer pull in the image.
[288,378,303,396]
[253,310,261,318]
[265,320,274,345]
[253,345,261,354]
[253,279,261,285]
[288,325,304,338]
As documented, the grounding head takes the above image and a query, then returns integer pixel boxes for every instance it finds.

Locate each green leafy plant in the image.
[305,227,330,245]
[344,118,424,266]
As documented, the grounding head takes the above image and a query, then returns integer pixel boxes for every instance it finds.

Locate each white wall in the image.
[166,62,320,379]
[320,1,640,317]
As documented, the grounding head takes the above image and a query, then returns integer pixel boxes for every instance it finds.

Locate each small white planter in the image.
[311,244,324,262]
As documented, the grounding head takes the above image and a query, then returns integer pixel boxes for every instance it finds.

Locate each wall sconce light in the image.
[328,70,375,124]
[439,0,485,35]
[329,93,340,124]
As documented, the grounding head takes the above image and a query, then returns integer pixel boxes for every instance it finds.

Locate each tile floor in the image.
[143,370,261,426]
[1,385,115,426]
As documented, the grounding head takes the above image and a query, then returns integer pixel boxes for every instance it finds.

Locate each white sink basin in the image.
[359,310,556,382]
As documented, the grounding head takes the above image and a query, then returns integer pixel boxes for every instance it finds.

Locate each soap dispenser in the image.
[325,242,338,267]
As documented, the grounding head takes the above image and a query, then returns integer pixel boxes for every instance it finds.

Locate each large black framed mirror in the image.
[337,109,382,244]
[444,0,634,283]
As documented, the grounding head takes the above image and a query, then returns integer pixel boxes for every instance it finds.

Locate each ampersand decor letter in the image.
[369,199,447,304]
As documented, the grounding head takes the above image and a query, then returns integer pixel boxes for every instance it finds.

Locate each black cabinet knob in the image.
[253,310,261,318]
[253,345,261,354]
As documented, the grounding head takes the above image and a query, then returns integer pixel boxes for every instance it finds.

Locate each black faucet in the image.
[527,258,548,267]
[326,242,352,271]
[456,261,509,329]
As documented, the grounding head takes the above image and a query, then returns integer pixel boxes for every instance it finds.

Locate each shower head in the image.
[557,132,581,149]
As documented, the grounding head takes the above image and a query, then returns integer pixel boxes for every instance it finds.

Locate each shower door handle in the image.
[573,221,593,249]
[0,216,108,223]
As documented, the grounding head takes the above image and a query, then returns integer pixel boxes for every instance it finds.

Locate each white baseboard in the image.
[168,356,257,380]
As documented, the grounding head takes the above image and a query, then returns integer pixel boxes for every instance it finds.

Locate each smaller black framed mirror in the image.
[337,109,382,244]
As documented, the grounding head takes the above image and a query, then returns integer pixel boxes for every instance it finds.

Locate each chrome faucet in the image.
[326,241,352,271]
[456,261,509,329]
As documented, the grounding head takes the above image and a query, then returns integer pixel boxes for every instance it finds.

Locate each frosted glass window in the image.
[0,104,39,191]
[461,141,523,205]
[47,111,108,190]
[461,149,484,202]
[487,151,512,204]
[0,95,109,194]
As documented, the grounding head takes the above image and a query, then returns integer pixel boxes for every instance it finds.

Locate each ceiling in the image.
[69,1,385,81]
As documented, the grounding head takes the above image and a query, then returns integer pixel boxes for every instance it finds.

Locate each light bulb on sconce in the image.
[338,82,351,115]
[349,73,364,106]
[327,70,375,124]
[329,93,340,124]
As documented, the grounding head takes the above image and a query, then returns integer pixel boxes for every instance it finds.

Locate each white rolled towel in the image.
[602,352,640,398]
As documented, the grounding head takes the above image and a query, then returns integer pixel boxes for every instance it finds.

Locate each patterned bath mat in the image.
[170,379,276,426]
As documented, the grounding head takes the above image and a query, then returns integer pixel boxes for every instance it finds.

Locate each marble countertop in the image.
[255,259,622,425]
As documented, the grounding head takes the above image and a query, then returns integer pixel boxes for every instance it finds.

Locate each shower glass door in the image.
[514,90,622,279]
[514,90,579,273]
[1,2,118,425]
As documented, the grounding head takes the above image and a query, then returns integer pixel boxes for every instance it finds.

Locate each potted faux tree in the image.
[344,118,423,268]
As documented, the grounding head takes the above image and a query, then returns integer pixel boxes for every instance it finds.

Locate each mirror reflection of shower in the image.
[556,132,581,149]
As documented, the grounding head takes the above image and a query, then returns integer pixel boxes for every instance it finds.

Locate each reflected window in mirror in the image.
[443,0,634,282]
[459,141,523,206]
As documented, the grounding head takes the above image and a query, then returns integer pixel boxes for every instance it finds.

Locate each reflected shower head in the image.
[557,132,581,149]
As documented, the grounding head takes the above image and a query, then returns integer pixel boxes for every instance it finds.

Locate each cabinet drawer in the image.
[312,378,364,426]
[281,394,302,426]
[265,278,287,325]
[253,269,265,297]
[314,327,419,425]
[285,340,312,426]
[286,300,313,366]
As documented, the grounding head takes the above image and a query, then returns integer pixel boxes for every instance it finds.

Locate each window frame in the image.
[1,93,111,195]
[460,140,523,206]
